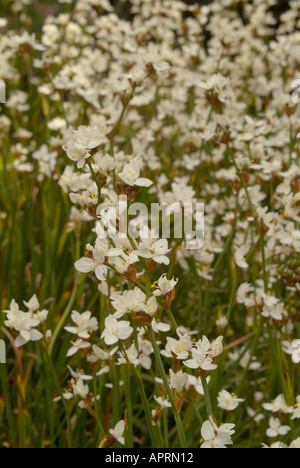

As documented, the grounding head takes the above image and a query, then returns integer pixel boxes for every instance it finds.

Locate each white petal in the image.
[15,334,27,348]
[30,329,43,342]
[75,257,94,273]
[201,420,215,441]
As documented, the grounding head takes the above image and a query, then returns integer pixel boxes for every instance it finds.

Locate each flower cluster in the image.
[1,0,300,450]
[3,295,48,348]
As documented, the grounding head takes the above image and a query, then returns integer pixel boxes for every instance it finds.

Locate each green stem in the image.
[93,375,106,438]
[166,308,178,330]
[88,162,102,204]
[136,378,157,447]
[49,281,78,357]
[119,341,156,446]
[147,327,188,448]
[201,378,213,419]
[42,345,72,448]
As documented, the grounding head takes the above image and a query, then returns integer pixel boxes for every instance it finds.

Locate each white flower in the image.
[73,378,89,400]
[142,50,170,77]
[234,245,249,269]
[65,125,107,168]
[64,310,98,339]
[201,417,235,448]
[199,73,230,102]
[23,294,40,312]
[117,344,140,367]
[93,153,115,175]
[67,206,93,233]
[110,287,158,319]
[48,117,66,131]
[184,348,217,371]
[73,125,105,150]
[153,274,178,297]
[151,318,171,333]
[3,296,47,348]
[217,390,245,411]
[184,335,223,371]
[95,236,123,258]
[66,146,90,169]
[110,253,139,275]
[67,367,93,382]
[75,254,107,281]
[161,330,193,360]
[66,338,91,357]
[145,296,158,317]
[118,159,152,187]
[289,438,300,448]
[0,18,7,28]
[87,344,118,365]
[210,336,224,357]
[262,394,293,414]
[101,316,133,345]
[187,376,210,396]
[109,420,125,445]
[228,347,261,371]
[153,60,170,77]
[169,369,188,392]
[138,334,153,370]
[291,340,300,364]
[262,301,286,321]
[57,369,95,409]
[154,396,172,409]
[75,238,121,282]
[134,232,171,265]
[262,441,287,449]
[266,417,291,438]
[15,328,44,348]
[236,283,255,307]
[216,315,228,329]
[291,396,300,420]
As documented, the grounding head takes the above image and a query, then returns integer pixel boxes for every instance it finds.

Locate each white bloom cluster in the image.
[3,295,48,348]
[1,0,300,449]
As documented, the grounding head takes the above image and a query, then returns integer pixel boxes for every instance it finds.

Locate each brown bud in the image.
[146,259,156,272]
[86,205,98,219]
[91,361,100,374]
[120,92,129,106]
[206,90,223,109]
[99,435,116,449]
[291,178,300,193]
[162,288,176,310]
[116,178,140,200]
[145,62,156,77]
[151,406,162,426]
[132,311,153,326]
[176,392,184,412]
[126,265,137,283]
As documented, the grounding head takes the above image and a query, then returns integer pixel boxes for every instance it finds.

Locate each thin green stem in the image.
[147,327,188,448]
[201,378,213,419]
[42,345,72,448]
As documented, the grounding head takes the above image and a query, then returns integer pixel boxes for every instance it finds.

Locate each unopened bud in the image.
[99,435,116,448]
[45,330,52,342]
[162,288,176,310]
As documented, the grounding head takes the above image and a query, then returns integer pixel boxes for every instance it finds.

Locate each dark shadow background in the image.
[0,0,292,17]
[0,1,293,33]
[111,0,291,21]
